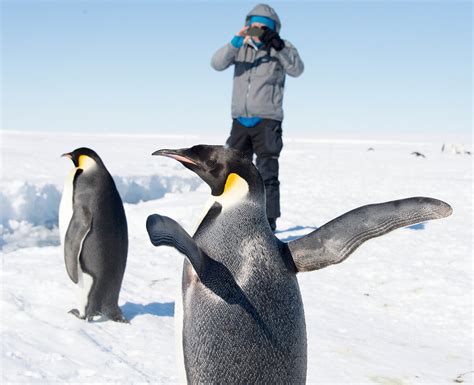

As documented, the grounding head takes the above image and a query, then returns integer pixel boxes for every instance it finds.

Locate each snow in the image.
[1,130,472,384]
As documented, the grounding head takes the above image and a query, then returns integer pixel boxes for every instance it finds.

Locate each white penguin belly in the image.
[59,168,75,247]
[174,260,186,384]
[59,168,94,318]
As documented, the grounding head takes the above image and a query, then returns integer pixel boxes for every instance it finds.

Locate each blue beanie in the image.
[248,15,275,30]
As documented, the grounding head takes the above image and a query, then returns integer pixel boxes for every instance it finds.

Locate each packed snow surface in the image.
[1,131,472,384]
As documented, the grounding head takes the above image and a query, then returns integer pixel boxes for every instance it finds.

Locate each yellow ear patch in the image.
[222,173,243,194]
[78,155,96,171]
[216,173,249,210]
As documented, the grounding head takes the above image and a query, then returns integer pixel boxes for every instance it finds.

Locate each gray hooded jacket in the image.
[211,4,304,122]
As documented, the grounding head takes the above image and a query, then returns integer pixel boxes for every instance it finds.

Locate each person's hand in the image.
[261,28,285,51]
[230,26,248,49]
[236,26,249,37]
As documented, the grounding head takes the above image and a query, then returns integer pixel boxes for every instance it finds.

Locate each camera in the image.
[247,26,265,38]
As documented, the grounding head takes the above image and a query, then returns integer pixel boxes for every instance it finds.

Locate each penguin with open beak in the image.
[147,144,452,384]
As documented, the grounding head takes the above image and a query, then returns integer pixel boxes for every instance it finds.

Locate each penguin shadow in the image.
[121,301,175,321]
[406,222,426,231]
[276,226,318,243]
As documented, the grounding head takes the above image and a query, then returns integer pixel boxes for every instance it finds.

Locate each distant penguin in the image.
[146,145,452,384]
[411,151,426,158]
[59,148,128,322]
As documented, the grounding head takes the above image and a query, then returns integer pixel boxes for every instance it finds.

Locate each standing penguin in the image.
[59,147,128,322]
[146,145,452,384]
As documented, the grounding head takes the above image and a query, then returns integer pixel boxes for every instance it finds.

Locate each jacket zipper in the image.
[245,76,251,117]
[244,47,256,117]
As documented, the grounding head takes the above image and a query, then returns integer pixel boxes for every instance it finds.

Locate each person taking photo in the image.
[211,3,304,232]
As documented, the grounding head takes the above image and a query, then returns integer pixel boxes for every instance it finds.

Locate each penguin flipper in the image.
[288,197,452,272]
[146,214,205,275]
[64,206,92,283]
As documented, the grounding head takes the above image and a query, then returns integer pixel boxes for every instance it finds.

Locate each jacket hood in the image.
[246,4,281,33]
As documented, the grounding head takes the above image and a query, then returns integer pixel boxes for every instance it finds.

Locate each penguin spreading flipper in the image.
[60,148,128,323]
[146,144,452,384]
[288,197,452,272]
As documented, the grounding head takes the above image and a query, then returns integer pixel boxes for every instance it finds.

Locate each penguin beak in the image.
[61,152,72,159]
[152,149,198,166]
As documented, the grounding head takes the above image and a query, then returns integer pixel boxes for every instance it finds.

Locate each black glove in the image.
[261,28,285,52]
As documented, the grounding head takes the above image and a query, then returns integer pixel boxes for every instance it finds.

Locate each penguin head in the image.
[61,147,103,171]
[153,145,263,197]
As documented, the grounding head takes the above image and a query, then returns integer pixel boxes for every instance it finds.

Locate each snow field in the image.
[1,131,472,384]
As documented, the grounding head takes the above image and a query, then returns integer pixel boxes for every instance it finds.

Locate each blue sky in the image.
[2,1,472,136]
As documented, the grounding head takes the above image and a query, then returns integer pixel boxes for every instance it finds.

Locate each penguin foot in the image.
[108,310,130,324]
[86,311,102,322]
[112,315,130,324]
[68,309,85,320]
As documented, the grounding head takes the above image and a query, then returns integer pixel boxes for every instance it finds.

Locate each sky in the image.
[1,0,472,137]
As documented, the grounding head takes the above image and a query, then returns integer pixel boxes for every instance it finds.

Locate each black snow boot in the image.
[268,218,277,232]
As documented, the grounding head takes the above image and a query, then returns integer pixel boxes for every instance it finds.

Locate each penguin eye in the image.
[206,159,217,168]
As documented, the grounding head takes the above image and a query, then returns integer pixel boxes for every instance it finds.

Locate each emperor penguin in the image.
[146,145,452,384]
[59,147,128,322]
